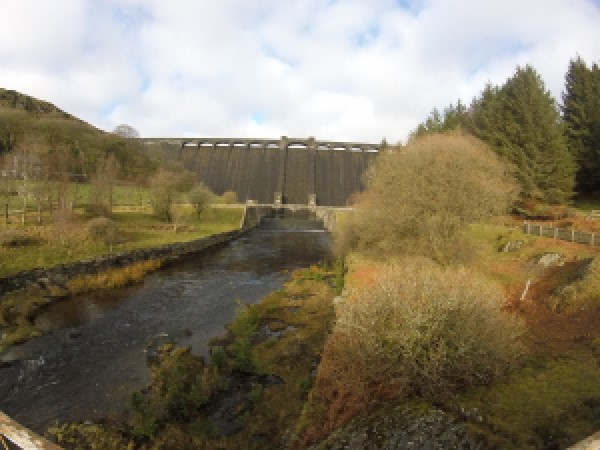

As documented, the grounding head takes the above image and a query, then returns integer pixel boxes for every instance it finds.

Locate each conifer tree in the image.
[475,66,575,203]
[562,57,600,195]
[409,101,471,140]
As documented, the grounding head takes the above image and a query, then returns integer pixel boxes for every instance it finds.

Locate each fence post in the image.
[571,229,575,242]
[591,233,595,246]
[554,227,558,239]
[539,225,543,236]
[524,221,530,234]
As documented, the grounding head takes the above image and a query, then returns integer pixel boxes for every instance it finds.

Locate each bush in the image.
[227,303,260,372]
[84,202,111,218]
[85,217,119,244]
[0,230,38,248]
[130,347,227,436]
[340,133,518,263]
[321,259,524,402]
[221,190,238,204]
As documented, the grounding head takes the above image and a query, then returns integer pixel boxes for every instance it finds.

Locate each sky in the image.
[1,0,599,144]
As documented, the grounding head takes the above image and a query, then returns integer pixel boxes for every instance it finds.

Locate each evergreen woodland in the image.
[413,60,600,203]
[562,57,600,196]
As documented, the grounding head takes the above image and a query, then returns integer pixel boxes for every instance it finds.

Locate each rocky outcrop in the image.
[311,404,481,449]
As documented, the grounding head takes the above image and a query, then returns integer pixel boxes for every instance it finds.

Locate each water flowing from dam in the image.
[0,223,331,433]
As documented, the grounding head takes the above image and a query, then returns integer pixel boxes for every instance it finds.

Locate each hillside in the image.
[0,88,153,179]
[0,88,79,119]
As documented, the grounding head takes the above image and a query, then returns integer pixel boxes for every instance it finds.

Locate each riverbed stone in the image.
[500,240,523,252]
[536,253,562,268]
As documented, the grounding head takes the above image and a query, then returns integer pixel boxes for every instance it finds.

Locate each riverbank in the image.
[0,226,332,442]
[45,262,340,449]
[0,227,249,353]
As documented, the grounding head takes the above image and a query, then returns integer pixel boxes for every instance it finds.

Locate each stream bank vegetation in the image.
[296,132,600,448]
[0,258,163,352]
[48,263,341,449]
[0,201,243,353]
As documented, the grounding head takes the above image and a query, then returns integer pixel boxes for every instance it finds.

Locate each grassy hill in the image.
[0,88,153,179]
[0,88,81,119]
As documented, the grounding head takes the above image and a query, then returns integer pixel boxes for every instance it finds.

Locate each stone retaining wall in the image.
[0,229,244,298]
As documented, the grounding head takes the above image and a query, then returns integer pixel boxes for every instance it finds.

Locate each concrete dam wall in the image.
[143,137,379,206]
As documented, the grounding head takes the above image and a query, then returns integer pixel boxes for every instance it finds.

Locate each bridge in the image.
[142,136,380,207]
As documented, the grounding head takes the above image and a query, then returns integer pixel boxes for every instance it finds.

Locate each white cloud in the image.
[1,0,600,143]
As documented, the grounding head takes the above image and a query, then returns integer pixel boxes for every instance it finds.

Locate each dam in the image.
[142,136,380,206]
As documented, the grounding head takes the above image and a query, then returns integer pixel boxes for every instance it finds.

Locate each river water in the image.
[0,223,331,433]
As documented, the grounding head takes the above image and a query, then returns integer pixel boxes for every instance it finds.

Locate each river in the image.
[0,223,331,433]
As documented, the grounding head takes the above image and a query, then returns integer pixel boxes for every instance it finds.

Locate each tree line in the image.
[410,56,600,203]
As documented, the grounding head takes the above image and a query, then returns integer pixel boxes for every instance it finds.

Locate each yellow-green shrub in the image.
[341,133,518,263]
[302,259,525,443]
[329,258,524,399]
[66,259,162,295]
[85,216,119,244]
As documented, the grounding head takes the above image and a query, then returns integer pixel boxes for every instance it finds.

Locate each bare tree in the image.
[13,134,43,224]
[188,183,214,217]
[170,204,193,233]
[113,124,140,139]
[149,165,196,222]
[0,154,14,225]
[91,153,121,216]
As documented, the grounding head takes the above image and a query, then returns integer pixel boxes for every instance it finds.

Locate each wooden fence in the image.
[588,210,600,221]
[523,222,600,247]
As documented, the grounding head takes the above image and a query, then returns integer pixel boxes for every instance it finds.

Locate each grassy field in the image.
[0,206,243,278]
[0,181,153,212]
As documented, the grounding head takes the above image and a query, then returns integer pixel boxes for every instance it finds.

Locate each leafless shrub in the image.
[340,133,518,263]
[86,217,119,244]
[332,259,524,399]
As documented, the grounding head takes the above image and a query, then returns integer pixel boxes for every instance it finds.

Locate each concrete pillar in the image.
[277,136,288,204]
[308,136,317,206]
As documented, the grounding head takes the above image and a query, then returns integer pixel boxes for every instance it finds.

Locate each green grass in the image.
[451,357,600,449]
[573,196,600,213]
[0,206,243,278]
[0,181,153,212]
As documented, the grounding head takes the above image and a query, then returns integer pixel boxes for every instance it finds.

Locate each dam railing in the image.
[1,411,61,449]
